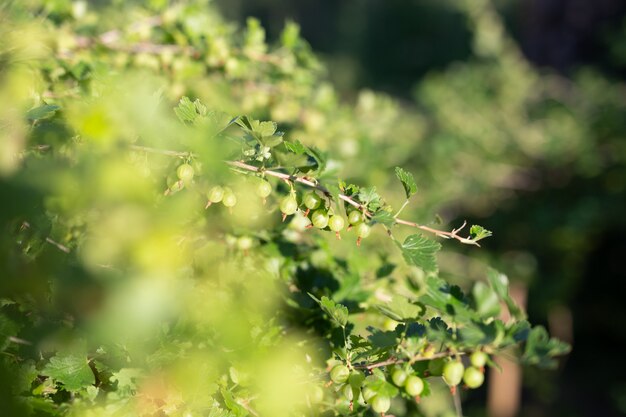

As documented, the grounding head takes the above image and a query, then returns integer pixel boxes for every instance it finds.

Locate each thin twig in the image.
[225,160,479,245]
[353,351,467,370]
[130,145,193,158]
[21,222,71,254]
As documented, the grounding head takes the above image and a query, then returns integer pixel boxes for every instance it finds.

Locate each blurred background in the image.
[213,1,626,416]
[2,0,626,416]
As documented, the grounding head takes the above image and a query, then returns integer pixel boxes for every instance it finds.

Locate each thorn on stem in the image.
[282,213,287,222]
[205,201,212,209]
[335,232,341,240]
[356,237,362,247]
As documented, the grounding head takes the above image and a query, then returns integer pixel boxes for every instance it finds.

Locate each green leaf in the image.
[283,140,308,155]
[43,353,94,391]
[357,187,382,212]
[26,104,60,121]
[367,328,398,348]
[370,210,396,227]
[419,276,477,322]
[256,121,277,137]
[375,295,424,322]
[110,368,142,394]
[394,167,417,199]
[469,225,492,242]
[472,281,501,318]
[398,234,441,274]
[193,99,207,116]
[522,326,571,369]
[220,388,248,417]
[174,97,198,123]
[0,314,19,351]
[365,375,399,397]
[487,269,525,320]
[309,293,349,328]
[426,317,453,344]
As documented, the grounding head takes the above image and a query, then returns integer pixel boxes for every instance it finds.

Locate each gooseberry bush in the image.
[0,1,570,417]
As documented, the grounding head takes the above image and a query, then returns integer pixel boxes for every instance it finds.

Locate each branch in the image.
[226,160,480,246]
[130,144,193,158]
[353,351,466,371]
[21,222,71,254]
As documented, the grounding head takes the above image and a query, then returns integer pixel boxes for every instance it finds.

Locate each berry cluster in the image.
[281,192,371,245]
[325,351,488,416]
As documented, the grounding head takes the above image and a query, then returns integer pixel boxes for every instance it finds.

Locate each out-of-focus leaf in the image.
[375,295,424,322]
[26,105,60,121]
[43,354,94,392]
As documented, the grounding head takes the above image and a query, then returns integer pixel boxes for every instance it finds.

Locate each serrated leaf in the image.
[357,187,382,211]
[308,293,349,328]
[395,167,417,199]
[283,140,308,155]
[43,354,94,391]
[193,99,207,116]
[220,388,248,417]
[487,269,525,320]
[256,121,277,137]
[419,276,477,322]
[522,326,571,369]
[174,97,197,123]
[472,281,501,318]
[398,234,441,273]
[367,327,398,348]
[426,317,453,344]
[110,368,142,393]
[26,104,60,121]
[469,225,492,242]
[370,210,395,227]
[457,320,501,345]
[375,295,423,322]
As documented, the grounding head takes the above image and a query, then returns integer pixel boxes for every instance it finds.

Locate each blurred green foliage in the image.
[2,0,624,416]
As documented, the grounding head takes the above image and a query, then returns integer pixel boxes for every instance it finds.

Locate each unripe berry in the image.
[391,369,407,387]
[342,383,354,401]
[255,180,272,198]
[222,188,237,207]
[470,351,488,368]
[311,209,329,229]
[330,364,350,384]
[404,375,424,396]
[355,223,370,238]
[362,386,376,402]
[463,366,484,389]
[280,195,298,215]
[176,163,194,183]
[328,215,345,232]
[303,192,322,210]
[208,186,224,203]
[370,395,390,414]
[442,361,464,387]
[237,236,253,251]
[348,210,362,225]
